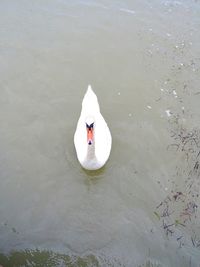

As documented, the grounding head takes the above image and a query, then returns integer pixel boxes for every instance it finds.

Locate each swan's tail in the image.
[82,85,100,113]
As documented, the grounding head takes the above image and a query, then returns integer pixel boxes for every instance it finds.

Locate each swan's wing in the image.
[74,116,87,163]
[95,113,112,164]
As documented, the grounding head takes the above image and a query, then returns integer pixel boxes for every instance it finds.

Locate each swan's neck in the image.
[86,142,96,160]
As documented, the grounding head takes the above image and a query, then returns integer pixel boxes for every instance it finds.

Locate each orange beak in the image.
[87,128,93,145]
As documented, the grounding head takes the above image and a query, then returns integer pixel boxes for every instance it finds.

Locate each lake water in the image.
[0,0,200,266]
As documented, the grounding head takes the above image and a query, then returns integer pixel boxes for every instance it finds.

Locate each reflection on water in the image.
[0,0,200,266]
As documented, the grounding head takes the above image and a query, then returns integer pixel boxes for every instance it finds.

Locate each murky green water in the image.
[0,0,200,266]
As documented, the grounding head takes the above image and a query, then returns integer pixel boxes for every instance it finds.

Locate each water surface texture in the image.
[0,0,200,266]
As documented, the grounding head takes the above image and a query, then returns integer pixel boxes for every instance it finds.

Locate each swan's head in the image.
[85,117,95,146]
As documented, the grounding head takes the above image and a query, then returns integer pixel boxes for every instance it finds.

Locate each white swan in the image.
[74,85,112,170]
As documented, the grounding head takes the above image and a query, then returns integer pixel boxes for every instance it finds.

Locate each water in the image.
[0,0,200,266]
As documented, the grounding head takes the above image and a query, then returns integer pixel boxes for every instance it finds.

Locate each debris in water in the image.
[172,90,177,95]
[165,109,172,117]
[119,8,135,14]
[154,211,160,220]
[155,124,200,249]
[148,49,153,55]
[172,90,178,98]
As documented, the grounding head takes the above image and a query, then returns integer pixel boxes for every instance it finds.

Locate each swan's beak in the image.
[86,122,94,145]
[87,128,93,145]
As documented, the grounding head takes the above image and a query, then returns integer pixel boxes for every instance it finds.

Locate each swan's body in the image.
[74,85,112,170]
